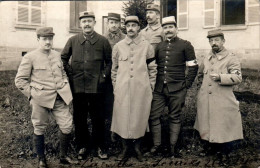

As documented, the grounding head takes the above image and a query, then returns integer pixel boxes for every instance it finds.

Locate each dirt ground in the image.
[0,70,259,168]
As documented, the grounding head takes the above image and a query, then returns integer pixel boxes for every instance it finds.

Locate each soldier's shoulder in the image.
[24,49,39,58]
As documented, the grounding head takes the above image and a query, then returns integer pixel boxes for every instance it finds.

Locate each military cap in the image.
[125,16,139,25]
[207,29,224,38]
[162,16,176,27]
[79,11,95,20]
[146,4,160,12]
[36,27,55,37]
[108,13,121,21]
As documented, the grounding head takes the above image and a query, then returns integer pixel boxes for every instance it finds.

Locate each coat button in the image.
[209,83,211,86]
[165,66,167,69]
[131,61,134,64]
[211,69,214,72]
[84,61,87,63]
[165,61,168,63]
[164,71,166,74]
[211,62,214,65]
[130,75,133,78]
[131,68,133,71]
[209,91,212,94]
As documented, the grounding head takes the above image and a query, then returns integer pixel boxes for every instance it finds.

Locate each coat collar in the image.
[208,47,229,61]
[105,29,123,39]
[78,31,99,45]
[125,34,143,45]
[166,36,179,43]
[144,22,162,31]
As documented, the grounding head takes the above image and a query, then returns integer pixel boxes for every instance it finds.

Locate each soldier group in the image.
[15,3,243,168]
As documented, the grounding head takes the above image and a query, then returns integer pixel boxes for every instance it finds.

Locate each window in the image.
[70,1,87,33]
[16,1,43,27]
[203,0,260,29]
[161,0,188,30]
[221,0,245,25]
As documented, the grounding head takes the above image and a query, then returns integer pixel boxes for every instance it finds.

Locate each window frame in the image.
[15,1,45,30]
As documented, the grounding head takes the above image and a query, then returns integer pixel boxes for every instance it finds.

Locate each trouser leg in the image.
[167,88,187,146]
[73,93,89,149]
[149,91,166,147]
[89,93,106,149]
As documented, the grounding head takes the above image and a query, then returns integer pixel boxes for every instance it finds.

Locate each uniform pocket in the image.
[119,55,128,61]
[30,83,44,90]
[34,66,47,70]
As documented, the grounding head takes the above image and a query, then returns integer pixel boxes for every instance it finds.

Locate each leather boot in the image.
[117,138,128,161]
[134,139,144,162]
[150,123,161,155]
[33,134,47,168]
[59,132,78,164]
[169,123,182,158]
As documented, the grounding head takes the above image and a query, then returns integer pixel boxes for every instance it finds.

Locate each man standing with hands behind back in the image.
[61,11,112,160]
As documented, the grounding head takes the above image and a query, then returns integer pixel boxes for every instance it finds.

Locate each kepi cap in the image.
[79,11,95,20]
[162,16,176,27]
[125,16,139,25]
[146,4,160,12]
[36,27,55,37]
[207,29,224,38]
[108,13,121,21]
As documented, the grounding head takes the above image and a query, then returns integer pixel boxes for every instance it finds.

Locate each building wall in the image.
[0,1,259,71]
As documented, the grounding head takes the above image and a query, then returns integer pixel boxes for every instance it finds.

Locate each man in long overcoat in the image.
[194,29,243,157]
[15,27,77,167]
[61,11,112,160]
[111,16,157,161]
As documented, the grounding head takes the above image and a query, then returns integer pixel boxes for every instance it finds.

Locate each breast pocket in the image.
[94,48,103,61]
[119,55,128,61]
[33,66,47,78]
[151,36,162,45]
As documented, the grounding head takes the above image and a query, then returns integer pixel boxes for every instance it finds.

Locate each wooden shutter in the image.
[177,0,189,30]
[17,1,42,25]
[17,1,29,23]
[70,1,87,30]
[247,0,260,25]
[203,0,215,28]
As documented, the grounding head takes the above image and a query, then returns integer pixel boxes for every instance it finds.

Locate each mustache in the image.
[84,26,91,28]
[165,32,173,35]
[128,30,134,33]
[212,45,218,47]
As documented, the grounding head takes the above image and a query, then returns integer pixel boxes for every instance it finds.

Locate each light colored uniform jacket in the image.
[15,49,72,109]
[140,23,165,49]
[111,34,157,139]
[194,48,243,143]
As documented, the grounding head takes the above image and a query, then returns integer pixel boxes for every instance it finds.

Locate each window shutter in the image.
[177,0,189,30]
[247,0,260,25]
[17,1,29,23]
[31,8,41,24]
[203,0,215,28]
[70,1,87,30]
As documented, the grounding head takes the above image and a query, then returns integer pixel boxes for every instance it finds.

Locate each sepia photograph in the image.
[0,0,259,167]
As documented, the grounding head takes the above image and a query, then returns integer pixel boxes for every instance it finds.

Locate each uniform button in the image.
[211,62,214,65]
[164,80,167,84]
[209,83,211,86]
[209,91,212,94]
[164,71,166,74]
[131,68,133,71]
[165,66,167,69]
[84,61,87,63]
[166,51,169,54]
[165,61,168,63]
[130,75,133,78]
[166,56,168,59]
[131,61,134,64]
[211,69,214,72]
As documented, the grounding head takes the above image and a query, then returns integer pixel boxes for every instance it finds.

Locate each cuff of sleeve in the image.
[219,74,233,85]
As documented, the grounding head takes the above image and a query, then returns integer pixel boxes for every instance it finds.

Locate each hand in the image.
[210,73,220,81]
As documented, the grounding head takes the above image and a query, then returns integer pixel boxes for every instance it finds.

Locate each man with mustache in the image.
[140,4,165,49]
[111,16,157,161]
[15,27,77,167]
[194,29,243,160]
[61,11,112,160]
[149,16,198,158]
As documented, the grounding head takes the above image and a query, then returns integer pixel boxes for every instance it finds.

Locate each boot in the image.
[134,139,144,162]
[59,132,78,164]
[116,138,128,161]
[33,134,47,168]
[150,123,162,155]
[169,123,182,158]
